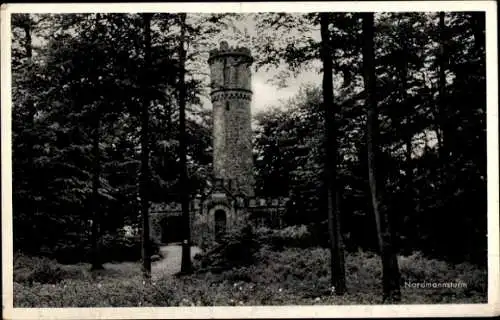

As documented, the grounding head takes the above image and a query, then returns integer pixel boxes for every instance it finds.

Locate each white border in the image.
[1,1,499,319]
[0,1,497,13]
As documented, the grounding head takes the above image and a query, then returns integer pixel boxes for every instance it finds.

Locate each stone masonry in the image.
[208,41,255,197]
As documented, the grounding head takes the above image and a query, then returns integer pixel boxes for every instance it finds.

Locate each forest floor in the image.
[13,246,487,307]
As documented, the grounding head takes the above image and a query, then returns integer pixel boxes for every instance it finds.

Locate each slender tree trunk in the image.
[398,33,414,231]
[469,12,485,58]
[89,13,105,271]
[178,13,192,274]
[22,17,37,246]
[91,113,104,270]
[163,101,172,169]
[362,12,401,303]
[334,187,346,283]
[320,12,346,295]
[438,12,449,182]
[140,13,153,278]
[166,99,173,137]
[23,19,34,154]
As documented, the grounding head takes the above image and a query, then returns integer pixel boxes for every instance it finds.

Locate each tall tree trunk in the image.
[161,102,171,169]
[166,100,173,137]
[91,113,104,270]
[362,12,401,303]
[140,13,153,278]
[469,12,485,58]
[438,12,449,183]
[22,18,34,157]
[334,187,345,280]
[179,12,192,274]
[89,13,104,271]
[320,12,346,295]
[21,17,37,248]
[398,31,413,233]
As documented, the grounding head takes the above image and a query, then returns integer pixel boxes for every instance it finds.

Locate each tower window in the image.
[226,101,230,111]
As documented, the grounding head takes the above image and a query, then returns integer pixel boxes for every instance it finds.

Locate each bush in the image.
[101,235,137,262]
[217,246,488,302]
[51,242,90,264]
[15,232,161,268]
[51,233,160,264]
[13,246,487,306]
[398,251,487,297]
[14,278,149,307]
[255,225,315,250]
[14,254,68,284]
[195,225,259,272]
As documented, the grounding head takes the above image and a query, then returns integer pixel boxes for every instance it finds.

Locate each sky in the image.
[251,69,321,113]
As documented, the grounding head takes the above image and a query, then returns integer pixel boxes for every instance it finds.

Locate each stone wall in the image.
[149,201,200,244]
[151,196,289,247]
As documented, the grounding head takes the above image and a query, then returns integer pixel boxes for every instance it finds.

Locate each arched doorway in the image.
[160,216,183,244]
[214,209,227,241]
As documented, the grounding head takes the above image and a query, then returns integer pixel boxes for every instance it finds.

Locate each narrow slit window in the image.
[226,101,230,111]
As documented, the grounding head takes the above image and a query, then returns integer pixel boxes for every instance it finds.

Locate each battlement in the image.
[150,196,289,216]
[248,197,289,208]
[151,200,202,214]
[208,41,253,64]
[211,89,252,101]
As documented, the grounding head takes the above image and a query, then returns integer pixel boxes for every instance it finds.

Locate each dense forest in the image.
[10,11,487,306]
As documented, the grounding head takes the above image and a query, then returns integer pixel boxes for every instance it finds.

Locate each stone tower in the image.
[208,41,255,197]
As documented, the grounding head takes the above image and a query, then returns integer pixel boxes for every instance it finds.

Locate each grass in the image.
[13,247,487,307]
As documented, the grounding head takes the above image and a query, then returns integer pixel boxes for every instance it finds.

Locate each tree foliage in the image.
[11,13,216,262]
[253,12,486,267]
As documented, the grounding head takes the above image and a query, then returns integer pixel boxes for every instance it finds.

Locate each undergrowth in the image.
[14,245,486,307]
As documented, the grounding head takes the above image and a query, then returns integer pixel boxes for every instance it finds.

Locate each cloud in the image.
[251,69,322,114]
[251,75,297,113]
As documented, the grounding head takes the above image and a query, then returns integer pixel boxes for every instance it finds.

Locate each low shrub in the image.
[51,234,160,264]
[14,254,68,284]
[398,251,487,298]
[14,278,149,307]
[216,246,487,303]
[255,225,316,250]
[99,234,160,263]
[51,243,90,264]
[195,225,259,272]
[13,245,487,307]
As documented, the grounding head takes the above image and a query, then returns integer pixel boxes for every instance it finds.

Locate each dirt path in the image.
[152,244,201,279]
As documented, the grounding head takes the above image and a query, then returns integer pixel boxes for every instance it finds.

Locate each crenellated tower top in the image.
[208,41,253,65]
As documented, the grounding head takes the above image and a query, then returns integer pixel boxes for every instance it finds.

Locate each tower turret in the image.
[208,41,255,197]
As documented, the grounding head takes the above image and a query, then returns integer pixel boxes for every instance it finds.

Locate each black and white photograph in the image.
[1,1,498,318]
